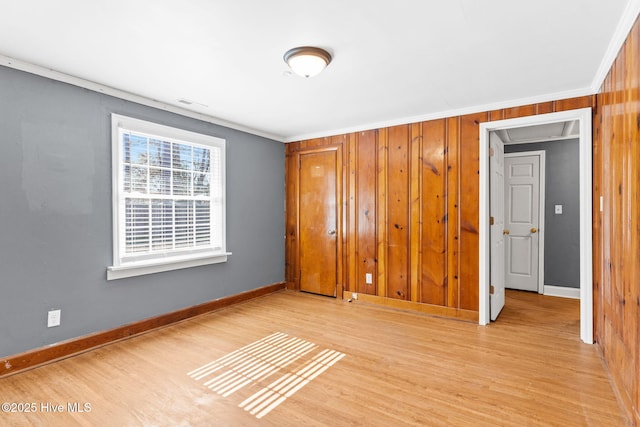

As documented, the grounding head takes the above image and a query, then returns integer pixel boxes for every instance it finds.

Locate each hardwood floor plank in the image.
[0,290,627,426]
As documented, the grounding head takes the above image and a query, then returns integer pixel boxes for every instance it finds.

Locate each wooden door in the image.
[504,154,540,292]
[489,133,506,320]
[298,148,339,297]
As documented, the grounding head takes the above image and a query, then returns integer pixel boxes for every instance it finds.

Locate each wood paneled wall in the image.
[286,96,593,321]
[593,15,640,426]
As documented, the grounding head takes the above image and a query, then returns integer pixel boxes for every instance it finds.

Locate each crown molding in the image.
[0,54,285,142]
[590,0,640,93]
[284,87,593,143]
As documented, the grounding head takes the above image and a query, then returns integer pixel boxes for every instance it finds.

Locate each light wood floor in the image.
[0,290,627,426]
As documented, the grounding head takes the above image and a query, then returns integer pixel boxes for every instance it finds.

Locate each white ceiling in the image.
[0,1,638,142]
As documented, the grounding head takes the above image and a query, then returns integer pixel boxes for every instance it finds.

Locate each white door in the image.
[504,154,541,292]
[489,133,505,320]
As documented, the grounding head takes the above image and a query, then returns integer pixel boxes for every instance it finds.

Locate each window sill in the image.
[107,252,231,280]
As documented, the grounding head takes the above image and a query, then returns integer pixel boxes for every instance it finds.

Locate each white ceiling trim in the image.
[590,0,640,93]
[0,54,285,142]
[283,86,593,143]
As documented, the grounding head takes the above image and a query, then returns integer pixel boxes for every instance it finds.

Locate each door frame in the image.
[503,150,546,295]
[479,108,593,344]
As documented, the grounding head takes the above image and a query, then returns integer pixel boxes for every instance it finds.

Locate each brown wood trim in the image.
[0,282,286,378]
[343,290,478,322]
[285,281,297,291]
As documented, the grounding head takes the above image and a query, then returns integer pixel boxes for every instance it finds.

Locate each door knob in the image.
[531,227,538,233]
[328,230,336,235]
[503,229,510,235]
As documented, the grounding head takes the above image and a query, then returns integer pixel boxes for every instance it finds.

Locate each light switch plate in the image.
[555,205,563,214]
[365,273,373,284]
[47,309,61,327]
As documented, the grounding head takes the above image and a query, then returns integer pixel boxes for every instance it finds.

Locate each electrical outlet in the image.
[47,309,61,328]
[555,205,563,214]
[365,273,373,284]
[352,293,358,300]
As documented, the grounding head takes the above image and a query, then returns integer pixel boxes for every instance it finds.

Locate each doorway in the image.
[479,108,593,344]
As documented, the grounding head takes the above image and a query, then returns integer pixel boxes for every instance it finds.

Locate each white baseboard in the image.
[543,285,580,299]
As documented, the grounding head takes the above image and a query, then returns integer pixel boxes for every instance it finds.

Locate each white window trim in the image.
[107,114,230,280]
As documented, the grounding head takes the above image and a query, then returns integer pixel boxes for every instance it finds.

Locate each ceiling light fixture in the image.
[283,46,332,78]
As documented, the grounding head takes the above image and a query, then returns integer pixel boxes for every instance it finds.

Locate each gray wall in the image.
[0,66,285,357]
[505,139,580,288]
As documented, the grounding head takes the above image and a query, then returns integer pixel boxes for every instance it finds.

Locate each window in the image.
[107,114,228,280]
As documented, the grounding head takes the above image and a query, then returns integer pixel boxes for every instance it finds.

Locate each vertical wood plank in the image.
[458,112,486,311]
[332,135,347,294]
[386,125,410,300]
[614,48,629,410]
[377,128,388,299]
[410,123,422,302]
[285,143,300,290]
[554,96,593,112]
[592,90,603,344]
[630,21,640,415]
[489,110,504,122]
[421,119,448,305]
[504,104,536,119]
[620,27,637,408]
[536,102,554,115]
[347,133,357,293]
[611,51,623,353]
[446,117,460,308]
[356,130,378,295]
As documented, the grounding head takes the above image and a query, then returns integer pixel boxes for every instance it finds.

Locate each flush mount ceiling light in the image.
[283,46,332,78]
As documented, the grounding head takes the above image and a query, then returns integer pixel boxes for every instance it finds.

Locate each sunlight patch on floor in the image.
[188,332,345,418]
[239,348,345,418]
